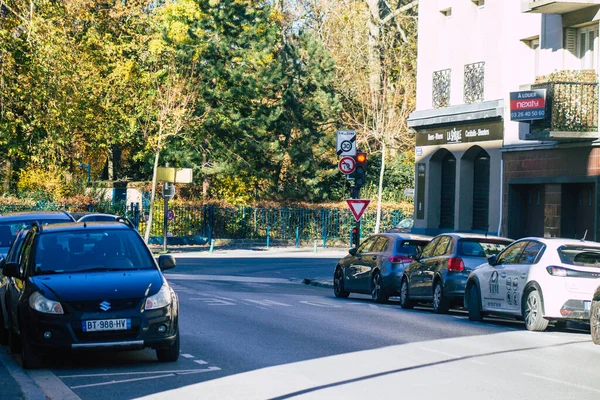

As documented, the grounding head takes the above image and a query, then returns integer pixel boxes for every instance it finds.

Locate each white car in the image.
[465,237,600,331]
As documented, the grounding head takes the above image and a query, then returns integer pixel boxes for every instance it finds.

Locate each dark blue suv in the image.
[2,220,179,369]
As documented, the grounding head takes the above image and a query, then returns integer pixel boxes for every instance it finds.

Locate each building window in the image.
[578,24,599,71]
[464,62,485,104]
[432,69,451,108]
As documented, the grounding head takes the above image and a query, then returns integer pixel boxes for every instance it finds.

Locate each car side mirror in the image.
[487,255,498,266]
[158,255,176,271]
[348,248,357,256]
[2,262,20,279]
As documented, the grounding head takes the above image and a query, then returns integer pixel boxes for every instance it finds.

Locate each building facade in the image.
[409,0,600,240]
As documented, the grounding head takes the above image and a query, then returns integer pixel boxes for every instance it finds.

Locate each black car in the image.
[333,233,432,303]
[77,213,136,229]
[0,211,75,259]
[400,233,512,313]
[2,220,179,369]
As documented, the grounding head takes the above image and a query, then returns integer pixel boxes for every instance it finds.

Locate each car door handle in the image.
[500,272,507,278]
[521,273,527,279]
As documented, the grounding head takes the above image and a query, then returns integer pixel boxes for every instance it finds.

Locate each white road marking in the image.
[167,274,296,284]
[190,298,236,306]
[69,367,221,389]
[181,354,195,359]
[243,299,292,307]
[194,360,208,365]
[522,373,600,394]
[347,303,380,309]
[299,301,342,308]
[59,369,217,379]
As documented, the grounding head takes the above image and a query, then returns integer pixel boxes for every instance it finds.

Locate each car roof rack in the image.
[31,220,43,233]
[114,216,135,229]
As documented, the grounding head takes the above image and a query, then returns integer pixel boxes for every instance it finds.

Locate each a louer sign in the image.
[509,89,546,121]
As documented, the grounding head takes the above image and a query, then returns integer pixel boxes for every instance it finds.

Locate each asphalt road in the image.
[5,255,600,399]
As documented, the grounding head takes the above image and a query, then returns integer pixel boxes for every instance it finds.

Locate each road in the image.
[5,253,600,399]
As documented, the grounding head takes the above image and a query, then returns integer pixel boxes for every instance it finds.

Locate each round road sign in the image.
[167,209,175,221]
[338,156,356,174]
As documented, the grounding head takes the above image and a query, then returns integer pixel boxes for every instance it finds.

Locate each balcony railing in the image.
[523,0,600,14]
[530,81,598,134]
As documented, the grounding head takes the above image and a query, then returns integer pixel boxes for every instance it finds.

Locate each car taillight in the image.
[448,257,465,272]
[390,255,412,263]
[546,266,568,277]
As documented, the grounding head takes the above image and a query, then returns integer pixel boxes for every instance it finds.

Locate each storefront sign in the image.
[509,89,546,121]
[415,121,503,146]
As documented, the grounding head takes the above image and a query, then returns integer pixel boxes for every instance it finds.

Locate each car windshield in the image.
[0,219,71,249]
[33,230,155,275]
[558,246,600,267]
[458,239,509,257]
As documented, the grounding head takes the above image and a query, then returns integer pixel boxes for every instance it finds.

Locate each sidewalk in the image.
[0,347,47,400]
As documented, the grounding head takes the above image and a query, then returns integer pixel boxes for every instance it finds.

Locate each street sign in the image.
[167,209,175,221]
[338,156,356,174]
[336,130,356,156]
[346,199,371,222]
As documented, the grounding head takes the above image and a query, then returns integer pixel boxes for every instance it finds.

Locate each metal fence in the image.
[0,201,406,244]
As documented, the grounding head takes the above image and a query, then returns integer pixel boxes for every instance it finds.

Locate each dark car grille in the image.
[66,298,142,313]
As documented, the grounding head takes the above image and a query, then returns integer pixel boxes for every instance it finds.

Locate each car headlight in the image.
[145,283,172,310]
[29,291,64,314]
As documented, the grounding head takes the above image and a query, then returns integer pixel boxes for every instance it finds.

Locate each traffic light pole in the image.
[352,185,361,248]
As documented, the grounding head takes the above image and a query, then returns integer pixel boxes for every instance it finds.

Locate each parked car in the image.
[333,233,432,303]
[592,286,600,344]
[77,213,136,229]
[400,233,512,313]
[2,220,179,369]
[0,211,75,260]
[466,237,600,332]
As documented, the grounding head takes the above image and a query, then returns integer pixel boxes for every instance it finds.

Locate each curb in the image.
[302,278,333,289]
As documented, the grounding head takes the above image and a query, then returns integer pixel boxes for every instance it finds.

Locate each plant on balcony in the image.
[533,70,598,132]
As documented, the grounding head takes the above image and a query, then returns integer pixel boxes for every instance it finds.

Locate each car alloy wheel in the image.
[523,289,549,332]
[432,281,449,314]
[333,268,350,298]
[400,278,414,309]
[371,272,388,303]
[591,301,600,345]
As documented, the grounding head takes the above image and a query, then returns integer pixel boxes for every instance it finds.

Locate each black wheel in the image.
[333,268,350,299]
[399,277,415,309]
[156,329,180,362]
[591,301,600,345]
[21,330,42,369]
[468,284,483,322]
[371,272,388,304]
[523,289,549,332]
[432,280,449,314]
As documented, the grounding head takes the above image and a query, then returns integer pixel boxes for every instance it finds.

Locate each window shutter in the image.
[565,28,577,54]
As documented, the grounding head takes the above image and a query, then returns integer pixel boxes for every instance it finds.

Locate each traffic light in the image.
[351,227,359,247]
[353,152,367,188]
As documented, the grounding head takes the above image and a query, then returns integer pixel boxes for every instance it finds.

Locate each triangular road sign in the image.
[346,199,371,222]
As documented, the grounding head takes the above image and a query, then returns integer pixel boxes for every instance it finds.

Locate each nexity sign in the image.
[509,89,546,121]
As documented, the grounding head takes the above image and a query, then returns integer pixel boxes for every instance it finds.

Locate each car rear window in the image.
[458,239,509,257]
[34,230,155,274]
[558,246,600,267]
[0,219,72,247]
[395,240,428,256]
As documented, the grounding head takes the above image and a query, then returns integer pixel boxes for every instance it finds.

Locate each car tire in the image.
[371,272,388,304]
[523,289,549,332]
[8,326,21,354]
[591,301,600,345]
[468,284,483,322]
[156,329,180,362]
[333,268,350,299]
[399,277,415,309]
[432,281,449,314]
[21,331,42,369]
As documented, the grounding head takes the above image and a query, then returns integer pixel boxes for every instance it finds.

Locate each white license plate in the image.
[82,319,130,332]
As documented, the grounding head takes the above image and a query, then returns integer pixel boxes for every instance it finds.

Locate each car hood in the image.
[31,270,164,302]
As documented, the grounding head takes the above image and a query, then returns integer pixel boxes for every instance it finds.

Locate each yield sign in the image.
[346,199,371,221]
